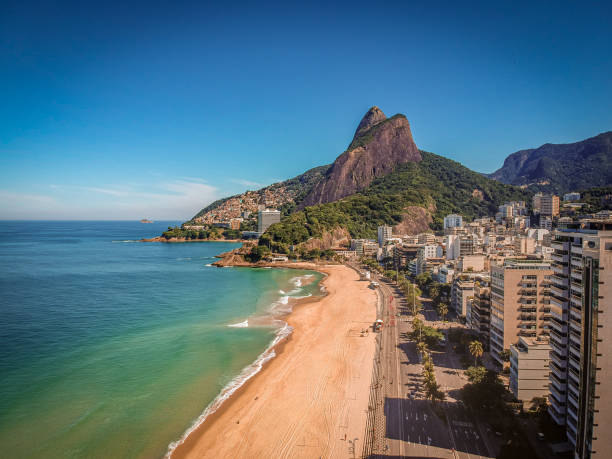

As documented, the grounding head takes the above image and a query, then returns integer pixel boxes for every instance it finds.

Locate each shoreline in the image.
[170,263,377,458]
[140,237,243,243]
[165,263,328,457]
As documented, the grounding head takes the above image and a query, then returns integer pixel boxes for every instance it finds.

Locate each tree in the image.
[417,341,428,356]
[437,303,449,322]
[468,340,484,366]
[465,365,487,384]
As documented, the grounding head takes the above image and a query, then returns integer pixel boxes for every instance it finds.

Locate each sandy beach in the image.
[171,264,377,459]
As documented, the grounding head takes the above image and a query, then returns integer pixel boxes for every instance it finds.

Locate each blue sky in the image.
[1,1,611,219]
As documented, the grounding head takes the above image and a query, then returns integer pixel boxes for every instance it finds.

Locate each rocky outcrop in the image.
[301,227,351,251]
[301,107,420,207]
[392,206,433,235]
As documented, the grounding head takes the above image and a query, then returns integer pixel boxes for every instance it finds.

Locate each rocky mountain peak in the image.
[301,107,421,207]
[352,106,387,140]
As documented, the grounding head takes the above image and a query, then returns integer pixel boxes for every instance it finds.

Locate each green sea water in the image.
[0,221,324,458]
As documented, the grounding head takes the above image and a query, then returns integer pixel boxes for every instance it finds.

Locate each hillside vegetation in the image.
[260,151,530,249]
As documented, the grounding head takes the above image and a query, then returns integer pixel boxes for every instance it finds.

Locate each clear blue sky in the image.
[1,0,611,219]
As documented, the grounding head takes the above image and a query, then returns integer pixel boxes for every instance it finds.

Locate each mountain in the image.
[260,150,530,251]
[300,107,420,207]
[488,131,612,193]
[189,106,530,252]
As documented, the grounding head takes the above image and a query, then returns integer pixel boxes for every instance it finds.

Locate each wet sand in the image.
[171,264,377,458]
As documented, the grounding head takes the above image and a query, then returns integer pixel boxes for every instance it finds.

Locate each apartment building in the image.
[257,209,281,234]
[509,336,551,402]
[444,214,463,229]
[548,221,612,457]
[471,280,491,347]
[377,225,393,248]
[451,277,474,318]
[418,232,436,245]
[489,259,552,365]
[533,193,560,217]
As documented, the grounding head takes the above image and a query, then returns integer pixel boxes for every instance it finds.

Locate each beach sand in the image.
[172,264,377,459]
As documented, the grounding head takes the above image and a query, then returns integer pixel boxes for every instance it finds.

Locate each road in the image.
[365,273,493,459]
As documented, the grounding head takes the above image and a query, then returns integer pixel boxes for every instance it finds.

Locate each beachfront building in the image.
[351,239,378,258]
[257,209,281,235]
[377,225,393,248]
[509,336,551,403]
[547,220,612,457]
[489,259,553,366]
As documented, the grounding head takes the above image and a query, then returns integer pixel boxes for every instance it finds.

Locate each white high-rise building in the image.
[377,225,393,248]
[257,209,281,234]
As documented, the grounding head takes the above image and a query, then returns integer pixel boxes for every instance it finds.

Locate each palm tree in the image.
[468,340,484,366]
[437,303,448,322]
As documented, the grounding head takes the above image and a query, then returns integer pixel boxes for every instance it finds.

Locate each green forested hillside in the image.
[261,151,530,248]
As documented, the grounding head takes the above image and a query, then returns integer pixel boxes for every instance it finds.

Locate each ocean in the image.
[0,221,323,458]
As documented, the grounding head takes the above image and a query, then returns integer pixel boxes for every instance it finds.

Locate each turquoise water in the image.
[0,221,323,458]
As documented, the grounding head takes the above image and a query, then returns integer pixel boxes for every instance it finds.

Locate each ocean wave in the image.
[111,240,140,243]
[165,323,293,458]
[293,294,312,300]
[204,263,213,267]
[227,320,249,328]
[277,296,289,305]
[290,277,302,288]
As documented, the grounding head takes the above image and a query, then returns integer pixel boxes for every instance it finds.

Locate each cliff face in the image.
[301,107,421,207]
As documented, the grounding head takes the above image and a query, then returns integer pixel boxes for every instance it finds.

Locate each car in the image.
[537,432,545,441]
[495,431,503,437]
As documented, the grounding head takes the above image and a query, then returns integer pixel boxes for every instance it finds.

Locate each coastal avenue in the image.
[367,272,493,459]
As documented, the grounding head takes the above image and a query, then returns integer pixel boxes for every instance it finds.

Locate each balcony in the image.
[568,381,579,399]
[568,355,580,372]
[568,367,580,384]
[549,359,567,375]
[548,404,566,425]
[550,365,567,383]
[549,382,566,401]
[549,389,566,409]
[568,405,579,423]
[550,294,568,309]
[551,240,566,250]
[551,290,569,303]
[571,243,583,255]
[569,326,581,341]
[549,318,568,333]
[549,328,568,345]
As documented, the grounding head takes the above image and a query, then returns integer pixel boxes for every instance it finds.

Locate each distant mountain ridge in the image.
[488,131,612,193]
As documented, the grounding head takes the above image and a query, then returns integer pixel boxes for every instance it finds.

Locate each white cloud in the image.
[230,178,264,188]
[0,180,220,220]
